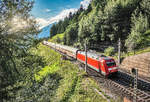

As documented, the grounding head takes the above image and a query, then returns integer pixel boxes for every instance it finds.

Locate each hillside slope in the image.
[30,43,116,102]
[3,43,119,102]
[49,0,150,52]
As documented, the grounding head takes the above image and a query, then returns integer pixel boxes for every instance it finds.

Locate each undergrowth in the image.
[3,43,118,102]
[29,43,115,102]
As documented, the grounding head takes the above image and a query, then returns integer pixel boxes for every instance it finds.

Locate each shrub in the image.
[104,46,115,56]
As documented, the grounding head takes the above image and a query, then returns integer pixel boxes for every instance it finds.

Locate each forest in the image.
[50,0,150,51]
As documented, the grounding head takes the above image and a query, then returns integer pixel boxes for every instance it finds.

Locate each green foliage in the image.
[50,18,69,38]
[0,0,39,99]
[50,24,57,37]
[78,8,102,48]
[114,47,150,60]
[64,23,78,45]
[101,0,139,42]
[14,43,115,102]
[125,10,150,50]
[104,46,115,56]
[35,63,60,82]
[1,49,46,101]
[1,39,118,102]
[49,0,150,52]
[140,0,150,20]
[49,33,64,44]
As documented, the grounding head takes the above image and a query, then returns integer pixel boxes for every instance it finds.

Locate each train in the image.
[43,41,118,76]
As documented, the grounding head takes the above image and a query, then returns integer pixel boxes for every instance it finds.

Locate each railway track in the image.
[86,67,150,102]
[43,43,150,102]
[65,55,150,102]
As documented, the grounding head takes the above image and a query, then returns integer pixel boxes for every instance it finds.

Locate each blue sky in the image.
[31,0,91,29]
[31,0,82,19]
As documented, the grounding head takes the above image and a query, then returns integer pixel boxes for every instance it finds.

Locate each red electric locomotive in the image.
[77,51,118,76]
[43,41,118,76]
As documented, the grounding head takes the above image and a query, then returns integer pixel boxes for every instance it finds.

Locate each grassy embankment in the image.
[31,43,117,102]
[48,33,64,44]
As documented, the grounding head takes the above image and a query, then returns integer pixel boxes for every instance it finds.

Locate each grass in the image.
[48,33,64,44]
[29,43,116,102]
[128,47,150,55]
[35,63,60,81]
[30,43,62,81]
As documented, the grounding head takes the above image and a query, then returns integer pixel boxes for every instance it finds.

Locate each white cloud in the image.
[48,8,77,23]
[36,0,92,29]
[36,8,77,29]
[36,18,49,29]
[45,9,51,12]
[80,0,92,9]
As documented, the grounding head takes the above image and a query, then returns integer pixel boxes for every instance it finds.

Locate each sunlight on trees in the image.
[0,0,39,101]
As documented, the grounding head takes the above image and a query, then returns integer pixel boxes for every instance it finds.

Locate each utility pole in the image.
[85,39,87,72]
[131,68,138,102]
[118,38,121,66]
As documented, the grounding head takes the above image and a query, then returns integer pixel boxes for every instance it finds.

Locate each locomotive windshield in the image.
[106,61,116,67]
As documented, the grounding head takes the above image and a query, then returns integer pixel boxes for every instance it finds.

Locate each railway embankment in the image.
[120,52,150,81]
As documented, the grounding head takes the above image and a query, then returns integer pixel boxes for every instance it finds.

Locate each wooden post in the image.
[85,39,87,72]
[118,38,121,66]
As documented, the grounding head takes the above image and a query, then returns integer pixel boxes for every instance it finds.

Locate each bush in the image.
[104,46,115,56]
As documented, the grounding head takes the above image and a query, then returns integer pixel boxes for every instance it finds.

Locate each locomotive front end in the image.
[106,59,118,72]
[101,57,118,76]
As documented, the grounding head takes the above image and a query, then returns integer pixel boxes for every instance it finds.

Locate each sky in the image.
[31,0,92,29]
